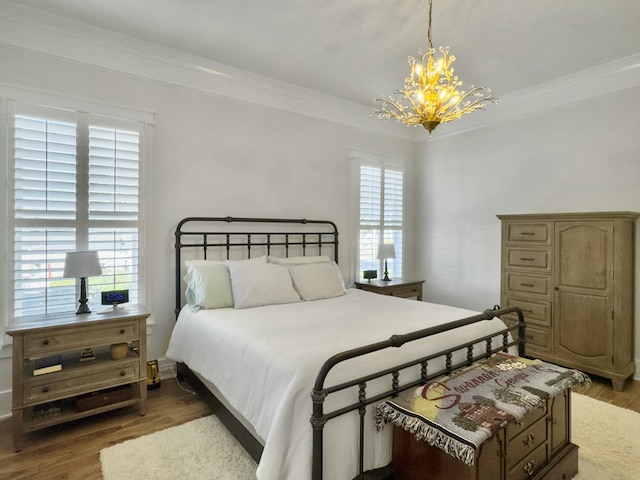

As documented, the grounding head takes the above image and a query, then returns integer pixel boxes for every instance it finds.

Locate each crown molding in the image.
[426,53,640,141]
[1,2,638,143]
[0,2,414,140]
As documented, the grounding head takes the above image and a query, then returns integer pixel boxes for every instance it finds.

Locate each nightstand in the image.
[354,278,425,301]
[7,304,150,451]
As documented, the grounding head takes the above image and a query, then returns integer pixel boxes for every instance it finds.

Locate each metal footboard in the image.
[310,305,526,480]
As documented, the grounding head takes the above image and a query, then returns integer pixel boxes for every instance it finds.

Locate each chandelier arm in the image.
[427,0,433,50]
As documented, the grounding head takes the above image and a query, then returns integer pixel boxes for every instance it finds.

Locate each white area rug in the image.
[571,394,640,480]
[100,394,639,480]
[100,415,257,480]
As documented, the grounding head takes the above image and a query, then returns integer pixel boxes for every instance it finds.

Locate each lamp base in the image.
[382,260,391,281]
[76,304,91,315]
[76,276,91,314]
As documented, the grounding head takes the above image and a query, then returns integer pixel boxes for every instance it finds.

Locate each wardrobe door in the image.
[554,221,613,371]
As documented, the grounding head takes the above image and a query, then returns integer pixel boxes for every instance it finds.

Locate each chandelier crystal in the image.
[373,0,497,134]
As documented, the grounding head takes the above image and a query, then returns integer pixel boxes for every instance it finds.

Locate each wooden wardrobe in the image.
[498,212,638,390]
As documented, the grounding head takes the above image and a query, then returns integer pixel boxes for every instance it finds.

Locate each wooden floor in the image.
[0,375,638,480]
[0,378,211,480]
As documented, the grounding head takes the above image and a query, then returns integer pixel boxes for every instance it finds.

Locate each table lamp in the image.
[63,251,103,314]
[378,243,395,281]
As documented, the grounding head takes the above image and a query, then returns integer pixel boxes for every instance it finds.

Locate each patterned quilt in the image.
[375,353,590,465]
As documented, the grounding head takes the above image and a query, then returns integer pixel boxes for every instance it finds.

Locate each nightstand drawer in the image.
[25,322,138,356]
[25,363,139,404]
[386,285,422,299]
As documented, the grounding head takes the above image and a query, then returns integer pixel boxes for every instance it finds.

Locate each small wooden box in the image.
[76,385,133,412]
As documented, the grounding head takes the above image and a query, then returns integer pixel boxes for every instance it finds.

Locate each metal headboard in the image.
[174,216,339,317]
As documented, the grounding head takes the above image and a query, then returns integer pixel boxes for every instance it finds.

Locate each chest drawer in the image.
[24,362,139,405]
[25,322,138,356]
[507,413,548,468]
[508,441,548,480]
[506,273,550,296]
[506,222,552,244]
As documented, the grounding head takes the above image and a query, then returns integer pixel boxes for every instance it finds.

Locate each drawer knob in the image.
[523,460,536,475]
[520,257,535,261]
[522,433,535,447]
[520,232,535,236]
[119,329,125,334]
[120,370,126,377]
[42,387,49,393]
[42,339,50,346]
[520,283,535,288]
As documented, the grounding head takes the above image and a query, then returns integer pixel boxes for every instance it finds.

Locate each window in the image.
[354,154,405,280]
[9,102,144,318]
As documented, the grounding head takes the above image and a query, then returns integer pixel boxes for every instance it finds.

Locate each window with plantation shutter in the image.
[9,102,144,319]
[354,156,404,280]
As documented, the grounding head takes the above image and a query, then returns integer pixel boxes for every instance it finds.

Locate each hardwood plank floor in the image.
[0,375,638,479]
[0,378,211,480]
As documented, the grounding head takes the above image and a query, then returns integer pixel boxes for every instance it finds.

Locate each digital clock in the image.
[101,289,129,308]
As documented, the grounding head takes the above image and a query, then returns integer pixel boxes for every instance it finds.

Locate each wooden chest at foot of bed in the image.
[392,389,578,480]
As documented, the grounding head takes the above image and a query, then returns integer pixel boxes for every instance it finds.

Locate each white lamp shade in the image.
[377,243,396,260]
[63,251,103,278]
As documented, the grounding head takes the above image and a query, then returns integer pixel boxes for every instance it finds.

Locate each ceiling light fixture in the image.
[373,0,498,136]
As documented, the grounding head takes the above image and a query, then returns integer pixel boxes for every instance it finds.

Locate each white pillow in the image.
[184,256,267,311]
[268,255,330,266]
[184,262,233,311]
[228,262,301,309]
[288,261,345,301]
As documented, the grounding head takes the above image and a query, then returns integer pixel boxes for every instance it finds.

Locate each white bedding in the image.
[165,288,510,480]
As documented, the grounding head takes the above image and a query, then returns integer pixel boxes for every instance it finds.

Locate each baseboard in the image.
[0,388,12,420]
[157,357,176,380]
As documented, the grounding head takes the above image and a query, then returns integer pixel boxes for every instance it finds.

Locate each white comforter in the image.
[165,289,509,480]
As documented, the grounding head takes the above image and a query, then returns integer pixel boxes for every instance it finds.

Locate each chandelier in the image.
[373,0,497,135]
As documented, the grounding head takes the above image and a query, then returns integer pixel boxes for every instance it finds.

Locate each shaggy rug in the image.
[100,394,639,480]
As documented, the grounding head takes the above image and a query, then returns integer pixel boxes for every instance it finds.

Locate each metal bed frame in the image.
[174,216,525,480]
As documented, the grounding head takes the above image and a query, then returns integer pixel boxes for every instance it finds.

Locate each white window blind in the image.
[357,160,404,280]
[11,103,143,318]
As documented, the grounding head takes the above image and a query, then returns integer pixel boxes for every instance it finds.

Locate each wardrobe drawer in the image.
[503,297,551,326]
[506,222,552,244]
[506,248,551,272]
[506,273,550,296]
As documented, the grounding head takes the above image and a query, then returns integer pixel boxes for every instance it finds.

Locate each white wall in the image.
[415,86,640,378]
[0,41,416,417]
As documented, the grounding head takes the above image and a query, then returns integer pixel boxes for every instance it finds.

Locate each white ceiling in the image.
[13,0,640,107]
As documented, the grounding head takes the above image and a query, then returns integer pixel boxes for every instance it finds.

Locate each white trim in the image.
[350,150,406,281]
[0,2,411,140]
[1,2,639,142]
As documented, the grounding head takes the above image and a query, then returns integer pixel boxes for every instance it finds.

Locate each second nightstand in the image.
[354,278,425,301]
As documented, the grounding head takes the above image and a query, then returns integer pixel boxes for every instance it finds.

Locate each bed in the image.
[165,217,525,480]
